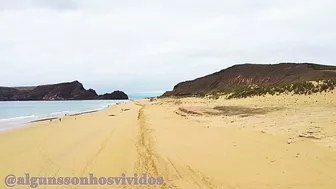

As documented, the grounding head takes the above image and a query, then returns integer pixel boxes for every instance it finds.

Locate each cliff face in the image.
[97,90,128,100]
[162,63,336,96]
[0,81,128,101]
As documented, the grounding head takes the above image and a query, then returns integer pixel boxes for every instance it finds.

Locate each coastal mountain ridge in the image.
[0,81,128,101]
[162,63,336,97]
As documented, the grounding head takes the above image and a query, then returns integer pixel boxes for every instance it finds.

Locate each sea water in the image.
[0,100,126,132]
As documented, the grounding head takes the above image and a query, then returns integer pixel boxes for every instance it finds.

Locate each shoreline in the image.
[30,117,59,123]
[28,109,104,124]
[0,100,126,132]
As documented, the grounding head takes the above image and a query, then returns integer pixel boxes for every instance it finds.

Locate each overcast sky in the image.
[0,0,336,95]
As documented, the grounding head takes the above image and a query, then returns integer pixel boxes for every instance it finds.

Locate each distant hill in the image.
[162,63,336,97]
[0,81,128,101]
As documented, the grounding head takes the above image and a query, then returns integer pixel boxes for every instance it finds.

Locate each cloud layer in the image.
[1,0,336,95]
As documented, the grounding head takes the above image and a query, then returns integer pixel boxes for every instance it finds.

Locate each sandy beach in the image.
[1,92,336,189]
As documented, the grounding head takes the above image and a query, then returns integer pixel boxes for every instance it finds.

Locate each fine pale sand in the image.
[1,92,336,188]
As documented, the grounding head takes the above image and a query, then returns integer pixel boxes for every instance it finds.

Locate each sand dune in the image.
[1,93,336,188]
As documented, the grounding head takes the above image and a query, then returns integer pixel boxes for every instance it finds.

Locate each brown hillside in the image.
[162,63,336,96]
[0,81,128,101]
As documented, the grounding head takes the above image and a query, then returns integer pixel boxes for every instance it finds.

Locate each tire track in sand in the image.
[134,102,217,189]
[134,103,177,189]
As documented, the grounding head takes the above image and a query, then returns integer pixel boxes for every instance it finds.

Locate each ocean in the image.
[0,100,126,132]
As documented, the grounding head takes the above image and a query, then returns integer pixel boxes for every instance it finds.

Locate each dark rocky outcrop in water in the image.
[97,90,128,100]
[162,63,336,97]
[0,81,128,101]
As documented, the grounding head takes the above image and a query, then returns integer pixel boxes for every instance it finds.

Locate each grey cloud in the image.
[35,0,77,10]
[0,0,77,10]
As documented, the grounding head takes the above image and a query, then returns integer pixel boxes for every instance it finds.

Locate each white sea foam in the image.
[0,115,35,122]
